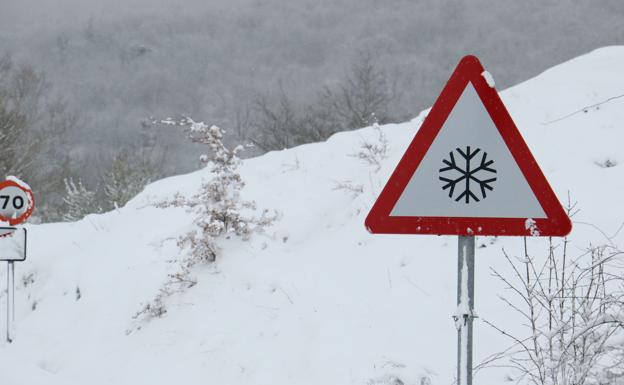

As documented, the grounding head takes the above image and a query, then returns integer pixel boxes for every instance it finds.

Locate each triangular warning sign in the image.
[365,55,571,237]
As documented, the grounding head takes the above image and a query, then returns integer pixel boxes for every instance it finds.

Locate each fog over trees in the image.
[0,0,623,220]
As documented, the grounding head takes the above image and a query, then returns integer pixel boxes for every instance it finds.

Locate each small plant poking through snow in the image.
[366,376,404,385]
[332,180,364,198]
[336,123,388,198]
[132,117,277,327]
[350,123,389,172]
[594,158,617,168]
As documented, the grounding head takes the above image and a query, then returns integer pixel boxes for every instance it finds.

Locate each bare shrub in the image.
[132,265,196,324]
[332,180,364,198]
[349,123,389,171]
[250,86,301,152]
[62,177,101,221]
[482,235,624,385]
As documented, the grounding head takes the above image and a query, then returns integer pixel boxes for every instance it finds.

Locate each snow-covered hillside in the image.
[2,47,624,385]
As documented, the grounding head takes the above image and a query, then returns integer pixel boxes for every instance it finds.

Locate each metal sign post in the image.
[6,260,14,343]
[0,227,28,343]
[455,236,475,385]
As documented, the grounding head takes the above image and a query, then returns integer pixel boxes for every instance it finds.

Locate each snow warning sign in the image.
[365,55,572,237]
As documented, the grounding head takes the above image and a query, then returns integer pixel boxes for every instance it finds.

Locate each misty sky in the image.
[0,0,623,181]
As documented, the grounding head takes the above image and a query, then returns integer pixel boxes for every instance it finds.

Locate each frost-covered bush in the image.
[484,237,624,385]
[62,177,100,221]
[156,117,276,263]
[132,118,276,327]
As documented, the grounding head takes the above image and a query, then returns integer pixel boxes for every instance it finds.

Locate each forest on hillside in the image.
[1,0,623,221]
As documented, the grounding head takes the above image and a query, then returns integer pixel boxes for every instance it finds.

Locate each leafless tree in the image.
[0,54,77,221]
[250,85,301,152]
[322,50,394,130]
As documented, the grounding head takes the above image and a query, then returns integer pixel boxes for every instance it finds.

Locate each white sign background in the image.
[391,83,546,219]
[0,185,31,220]
[0,228,26,261]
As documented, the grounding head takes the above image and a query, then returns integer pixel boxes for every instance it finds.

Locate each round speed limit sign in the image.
[0,178,35,225]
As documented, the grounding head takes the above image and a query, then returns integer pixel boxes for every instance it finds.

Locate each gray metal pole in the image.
[10,261,14,322]
[456,236,475,385]
[6,261,11,343]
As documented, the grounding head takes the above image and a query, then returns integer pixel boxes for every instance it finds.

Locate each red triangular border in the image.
[365,55,571,237]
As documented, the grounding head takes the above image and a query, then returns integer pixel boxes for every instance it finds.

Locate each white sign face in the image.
[0,228,26,262]
[0,185,31,220]
[390,84,546,219]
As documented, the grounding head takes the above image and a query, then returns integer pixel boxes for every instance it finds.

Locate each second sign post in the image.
[0,177,35,343]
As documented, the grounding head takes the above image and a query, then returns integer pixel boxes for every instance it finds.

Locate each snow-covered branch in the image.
[483,234,624,385]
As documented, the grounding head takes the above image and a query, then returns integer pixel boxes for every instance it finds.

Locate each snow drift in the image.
[1,47,624,385]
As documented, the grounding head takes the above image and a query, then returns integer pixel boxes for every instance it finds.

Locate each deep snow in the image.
[1,47,624,385]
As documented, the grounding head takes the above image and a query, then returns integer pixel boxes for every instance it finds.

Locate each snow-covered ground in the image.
[1,46,624,385]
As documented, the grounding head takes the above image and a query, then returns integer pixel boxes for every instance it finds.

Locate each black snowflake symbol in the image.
[439,146,497,204]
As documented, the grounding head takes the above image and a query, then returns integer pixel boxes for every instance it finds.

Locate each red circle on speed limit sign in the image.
[0,179,35,225]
